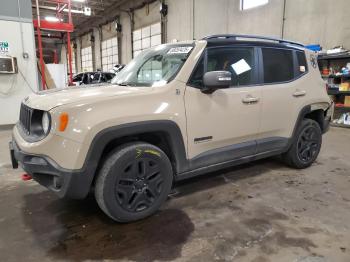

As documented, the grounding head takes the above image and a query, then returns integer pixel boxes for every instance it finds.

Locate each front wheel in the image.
[282,119,322,169]
[95,142,173,222]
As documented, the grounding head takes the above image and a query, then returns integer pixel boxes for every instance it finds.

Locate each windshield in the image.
[111,44,194,87]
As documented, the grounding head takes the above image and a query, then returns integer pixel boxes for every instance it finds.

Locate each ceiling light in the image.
[45,16,60,22]
[73,0,85,2]
[84,7,91,16]
[70,9,84,14]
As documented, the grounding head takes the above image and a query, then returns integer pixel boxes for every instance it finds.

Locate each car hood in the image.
[25,84,152,111]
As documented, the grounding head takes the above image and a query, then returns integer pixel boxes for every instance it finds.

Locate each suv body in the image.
[10,35,332,222]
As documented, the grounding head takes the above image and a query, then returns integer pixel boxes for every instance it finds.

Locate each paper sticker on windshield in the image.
[231,59,251,75]
[167,46,193,54]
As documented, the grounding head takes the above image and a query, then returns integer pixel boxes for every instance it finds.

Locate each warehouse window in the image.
[132,22,161,58]
[241,0,268,10]
[262,48,294,84]
[101,37,118,71]
[81,46,93,72]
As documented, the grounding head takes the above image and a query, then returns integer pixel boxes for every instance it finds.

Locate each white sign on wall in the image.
[0,41,9,54]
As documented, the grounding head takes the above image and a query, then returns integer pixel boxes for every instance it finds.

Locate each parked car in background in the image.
[111,64,126,74]
[72,71,115,86]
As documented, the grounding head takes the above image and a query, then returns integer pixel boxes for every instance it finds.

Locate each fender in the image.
[290,105,311,141]
[82,120,188,177]
[287,103,329,150]
[11,120,188,199]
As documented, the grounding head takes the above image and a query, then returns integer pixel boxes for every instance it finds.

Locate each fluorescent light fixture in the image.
[70,9,84,14]
[241,0,268,10]
[39,5,84,14]
[84,7,91,16]
[45,16,60,22]
[73,0,85,2]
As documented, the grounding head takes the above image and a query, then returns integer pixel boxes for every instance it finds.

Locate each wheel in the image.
[282,119,322,169]
[95,142,173,222]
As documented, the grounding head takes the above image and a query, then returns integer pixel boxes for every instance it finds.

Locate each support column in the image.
[76,39,82,73]
[93,27,102,70]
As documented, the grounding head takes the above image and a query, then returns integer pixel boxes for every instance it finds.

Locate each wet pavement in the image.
[0,127,349,261]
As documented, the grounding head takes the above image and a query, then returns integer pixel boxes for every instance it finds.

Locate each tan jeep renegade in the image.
[10,35,333,222]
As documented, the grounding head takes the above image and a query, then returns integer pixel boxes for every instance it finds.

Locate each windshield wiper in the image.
[117,82,129,86]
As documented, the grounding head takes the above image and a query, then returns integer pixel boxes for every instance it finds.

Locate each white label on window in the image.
[167,46,193,54]
[300,66,306,72]
[231,59,251,75]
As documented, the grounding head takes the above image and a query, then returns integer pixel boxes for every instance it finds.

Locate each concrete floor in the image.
[0,127,349,262]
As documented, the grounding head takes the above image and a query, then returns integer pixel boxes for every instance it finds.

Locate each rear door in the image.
[257,47,309,153]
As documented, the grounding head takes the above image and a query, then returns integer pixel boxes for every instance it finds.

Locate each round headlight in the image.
[42,112,50,134]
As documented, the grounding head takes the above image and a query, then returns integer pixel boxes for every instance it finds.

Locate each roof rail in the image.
[202,34,304,47]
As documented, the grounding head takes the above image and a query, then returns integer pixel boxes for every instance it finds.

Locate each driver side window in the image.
[188,47,256,88]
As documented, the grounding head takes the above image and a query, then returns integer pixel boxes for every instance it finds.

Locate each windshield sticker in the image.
[231,59,251,75]
[167,46,193,54]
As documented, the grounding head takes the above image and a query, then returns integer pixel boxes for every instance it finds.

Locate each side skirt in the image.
[176,148,285,181]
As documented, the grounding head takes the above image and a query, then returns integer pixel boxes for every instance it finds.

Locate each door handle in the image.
[242,95,259,104]
[293,90,306,97]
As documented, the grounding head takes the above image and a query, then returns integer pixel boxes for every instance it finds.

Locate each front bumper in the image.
[9,140,92,199]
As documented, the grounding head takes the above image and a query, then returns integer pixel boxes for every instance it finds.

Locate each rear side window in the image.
[296,51,308,77]
[262,48,294,84]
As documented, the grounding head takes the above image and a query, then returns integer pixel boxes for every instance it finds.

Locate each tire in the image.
[282,119,322,169]
[95,142,173,222]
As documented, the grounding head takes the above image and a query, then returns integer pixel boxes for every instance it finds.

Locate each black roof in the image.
[203,34,305,50]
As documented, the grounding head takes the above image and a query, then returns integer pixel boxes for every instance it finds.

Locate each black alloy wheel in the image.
[296,125,320,163]
[116,158,164,212]
[95,142,173,222]
[282,119,322,169]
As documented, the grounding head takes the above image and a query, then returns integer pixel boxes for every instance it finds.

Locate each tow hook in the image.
[21,174,32,181]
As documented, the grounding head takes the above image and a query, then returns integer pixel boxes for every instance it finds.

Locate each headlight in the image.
[42,112,50,134]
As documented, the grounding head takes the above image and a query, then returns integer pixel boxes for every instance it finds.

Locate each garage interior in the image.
[1,0,350,261]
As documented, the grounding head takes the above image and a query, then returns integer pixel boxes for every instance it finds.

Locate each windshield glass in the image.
[111,44,194,87]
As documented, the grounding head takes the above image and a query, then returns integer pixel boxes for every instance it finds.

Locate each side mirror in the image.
[202,71,231,94]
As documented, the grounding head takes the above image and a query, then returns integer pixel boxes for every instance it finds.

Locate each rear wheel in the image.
[282,119,322,169]
[95,142,173,222]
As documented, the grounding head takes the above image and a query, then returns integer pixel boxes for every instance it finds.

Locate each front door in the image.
[184,46,262,169]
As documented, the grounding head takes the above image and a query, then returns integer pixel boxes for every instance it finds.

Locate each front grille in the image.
[19,103,33,135]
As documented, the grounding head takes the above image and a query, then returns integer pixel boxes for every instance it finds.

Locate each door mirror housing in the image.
[202,71,231,94]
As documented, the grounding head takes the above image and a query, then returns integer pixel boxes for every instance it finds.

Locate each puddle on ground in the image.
[22,192,194,261]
